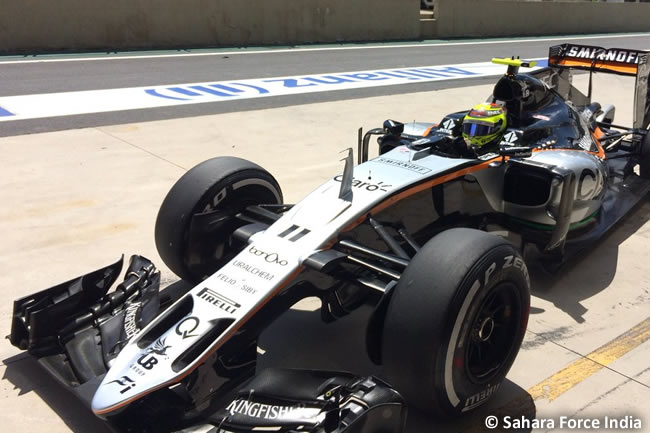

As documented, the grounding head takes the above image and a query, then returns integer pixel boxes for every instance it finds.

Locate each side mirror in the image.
[499,145,532,158]
[383,119,404,136]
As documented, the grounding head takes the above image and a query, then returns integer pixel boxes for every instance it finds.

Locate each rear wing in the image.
[548,44,650,129]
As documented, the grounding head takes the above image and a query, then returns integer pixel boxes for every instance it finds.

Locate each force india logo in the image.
[226,398,313,420]
[107,375,135,394]
[565,46,642,64]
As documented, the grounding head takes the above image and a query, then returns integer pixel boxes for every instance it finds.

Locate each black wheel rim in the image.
[465,282,522,384]
[184,183,279,281]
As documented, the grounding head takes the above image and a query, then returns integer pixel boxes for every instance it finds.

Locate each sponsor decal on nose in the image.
[197,287,242,313]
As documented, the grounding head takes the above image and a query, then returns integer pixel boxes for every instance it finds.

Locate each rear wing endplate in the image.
[548,44,650,129]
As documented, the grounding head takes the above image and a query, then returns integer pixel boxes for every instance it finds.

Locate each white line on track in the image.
[1,33,649,64]
[0,60,546,122]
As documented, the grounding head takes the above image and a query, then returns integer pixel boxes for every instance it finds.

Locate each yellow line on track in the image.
[528,316,650,402]
[462,317,650,432]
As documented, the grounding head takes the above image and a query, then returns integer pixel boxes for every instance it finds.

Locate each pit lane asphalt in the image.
[1,33,650,137]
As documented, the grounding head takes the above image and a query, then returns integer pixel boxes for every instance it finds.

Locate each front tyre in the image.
[155,157,282,283]
[381,228,530,417]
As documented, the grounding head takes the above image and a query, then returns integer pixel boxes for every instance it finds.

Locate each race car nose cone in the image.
[91,391,116,419]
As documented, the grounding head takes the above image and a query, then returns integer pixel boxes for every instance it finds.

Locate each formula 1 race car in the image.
[10,44,650,433]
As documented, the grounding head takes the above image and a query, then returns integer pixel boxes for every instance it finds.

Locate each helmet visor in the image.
[462,121,500,137]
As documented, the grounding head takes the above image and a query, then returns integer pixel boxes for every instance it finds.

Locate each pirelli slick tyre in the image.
[381,228,530,417]
[155,157,283,284]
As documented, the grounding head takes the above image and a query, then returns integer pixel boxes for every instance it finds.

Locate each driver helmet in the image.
[462,103,507,148]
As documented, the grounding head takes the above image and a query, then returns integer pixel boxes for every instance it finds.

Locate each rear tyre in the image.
[381,228,530,417]
[155,157,282,283]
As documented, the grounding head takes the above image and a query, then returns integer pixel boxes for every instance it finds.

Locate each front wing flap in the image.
[9,255,162,403]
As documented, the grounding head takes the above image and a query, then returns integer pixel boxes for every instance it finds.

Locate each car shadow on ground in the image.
[1,353,113,432]
[0,262,545,433]
[2,302,536,433]
[527,198,650,324]
[259,305,536,433]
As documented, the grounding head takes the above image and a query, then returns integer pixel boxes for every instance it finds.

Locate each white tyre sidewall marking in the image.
[232,178,282,203]
[443,260,498,408]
